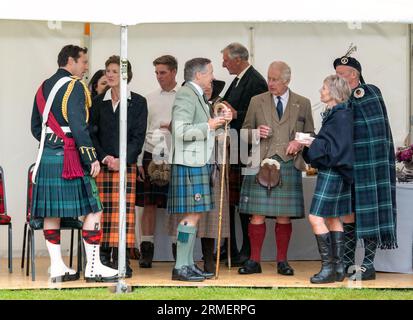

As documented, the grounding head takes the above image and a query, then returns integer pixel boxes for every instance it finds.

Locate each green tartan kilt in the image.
[31,147,102,218]
[239,158,304,218]
[167,164,214,214]
[310,168,352,218]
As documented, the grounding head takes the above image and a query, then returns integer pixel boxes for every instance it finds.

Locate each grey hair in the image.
[269,61,291,83]
[221,42,249,61]
[184,58,211,82]
[324,74,351,103]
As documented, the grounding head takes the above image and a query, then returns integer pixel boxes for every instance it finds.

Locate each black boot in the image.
[331,231,345,282]
[201,238,216,274]
[108,247,132,278]
[139,241,154,268]
[172,242,177,261]
[100,246,112,267]
[125,249,133,278]
[310,233,335,284]
[111,247,118,269]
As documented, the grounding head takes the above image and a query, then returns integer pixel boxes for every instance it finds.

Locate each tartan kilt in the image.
[96,164,136,248]
[229,164,242,207]
[239,158,304,218]
[167,164,229,239]
[167,164,214,214]
[310,168,352,218]
[31,147,102,218]
[135,151,169,208]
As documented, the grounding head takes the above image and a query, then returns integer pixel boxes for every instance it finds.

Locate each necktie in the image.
[276,96,283,120]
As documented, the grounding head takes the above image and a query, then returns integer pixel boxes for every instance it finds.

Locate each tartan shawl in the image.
[351,84,397,249]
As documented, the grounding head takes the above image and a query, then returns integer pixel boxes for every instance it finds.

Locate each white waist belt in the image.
[46,126,71,134]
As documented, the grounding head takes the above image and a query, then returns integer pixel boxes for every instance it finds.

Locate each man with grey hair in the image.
[238,61,314,276]
[220,42,268,266]
[167,57,232,281]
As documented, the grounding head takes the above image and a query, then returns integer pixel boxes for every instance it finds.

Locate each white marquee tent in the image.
[1,0,412,278]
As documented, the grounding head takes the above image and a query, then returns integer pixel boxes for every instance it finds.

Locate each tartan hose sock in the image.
[362,239,377,269]
[248,223,266,263]
[343,223,356,268]
[175,224,197,269]
[275,223,292,262]
[82,229,102,245]
[43,229,61,244]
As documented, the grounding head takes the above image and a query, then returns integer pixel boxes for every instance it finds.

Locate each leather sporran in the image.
[256,158,282,196]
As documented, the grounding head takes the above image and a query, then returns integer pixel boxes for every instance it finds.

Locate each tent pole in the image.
[409,24,412,144]
[114,24,131,294]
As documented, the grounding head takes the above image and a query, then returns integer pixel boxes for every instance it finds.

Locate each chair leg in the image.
[30,229,36,281]
[26,228,31,277]
[77,229,82,273]
[8,223,12,273]
[21,223,27,269]
[69,229,74,268]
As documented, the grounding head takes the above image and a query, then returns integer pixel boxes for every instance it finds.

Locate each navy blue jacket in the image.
[303,103,354,183]
[89,91,148,165]
[31,68,98,166]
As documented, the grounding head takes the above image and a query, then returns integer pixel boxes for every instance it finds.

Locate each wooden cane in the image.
[215,120,229,279]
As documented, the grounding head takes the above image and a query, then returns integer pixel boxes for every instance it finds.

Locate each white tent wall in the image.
[0,20,410,257]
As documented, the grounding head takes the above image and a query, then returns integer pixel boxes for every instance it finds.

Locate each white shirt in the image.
[103,87,132,112]
[137,85,178,165]
[189,81,204,96]
[272,89,290,114]
[235,65,251,87]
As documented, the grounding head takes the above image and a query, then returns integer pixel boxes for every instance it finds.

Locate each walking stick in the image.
[214,103,230,279]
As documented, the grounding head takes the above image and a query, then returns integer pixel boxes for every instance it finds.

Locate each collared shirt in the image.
[189,81,204,96]
[137,85,178,165]
[235,65,251,87]
[103,87,132,112]
[272,89,290,114]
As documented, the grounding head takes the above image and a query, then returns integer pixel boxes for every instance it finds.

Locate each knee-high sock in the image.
[275,223,292,262]
[82,229,102,244]
[362,238,377,269]
[175,224,197,269]
[43,229,61,244]
[343,222,356,268]
[249,223,266,263]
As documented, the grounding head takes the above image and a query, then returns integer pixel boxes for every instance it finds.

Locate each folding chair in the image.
[21,164,83,281]
[0,166,12,273]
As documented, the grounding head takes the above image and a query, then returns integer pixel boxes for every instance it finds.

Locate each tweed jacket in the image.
[242,90,314,171]
[170,82,215,167]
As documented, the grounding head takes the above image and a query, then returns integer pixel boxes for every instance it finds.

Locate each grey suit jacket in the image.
[242,90,314,171]
[170,82,215,167]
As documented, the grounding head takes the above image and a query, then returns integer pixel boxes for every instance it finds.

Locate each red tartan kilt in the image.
[96,164,137,248]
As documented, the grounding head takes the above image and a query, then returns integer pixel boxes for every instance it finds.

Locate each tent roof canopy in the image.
[1,0,413,25]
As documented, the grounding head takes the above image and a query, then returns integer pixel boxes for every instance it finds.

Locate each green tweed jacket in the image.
[170,82,215,167]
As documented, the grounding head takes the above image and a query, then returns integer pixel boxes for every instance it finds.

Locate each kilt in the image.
[135,151,169,208]
[167,164,214,214]
[96,164,136,248]
[310,168,352,218]
[229,164,242,207]
[168,164,229,238]
[239,157,304,218]
[31,147,102,218]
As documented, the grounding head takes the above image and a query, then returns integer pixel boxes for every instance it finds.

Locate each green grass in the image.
[0,287,413,300]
